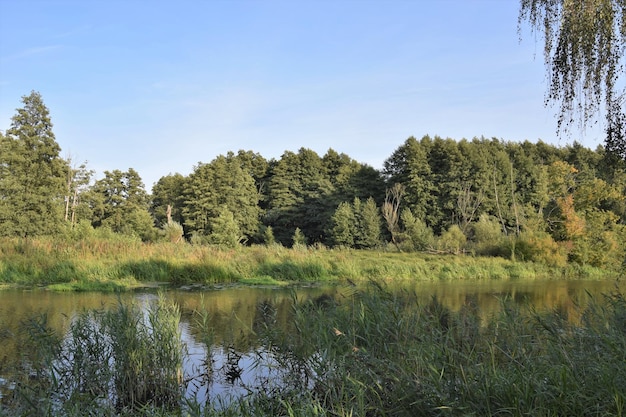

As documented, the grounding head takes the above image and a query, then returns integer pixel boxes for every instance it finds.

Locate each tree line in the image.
[1,92,625,268]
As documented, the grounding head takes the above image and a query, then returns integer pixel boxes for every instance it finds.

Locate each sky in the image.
[0,0,606,190]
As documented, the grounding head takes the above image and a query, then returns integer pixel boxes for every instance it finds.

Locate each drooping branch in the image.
[519,0,626,149]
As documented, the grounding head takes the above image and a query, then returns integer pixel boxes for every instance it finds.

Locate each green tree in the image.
[0,91,68,237]
[355,197,382,249]
[426,137,469,233]
[64,157,94,226]
[519,0,626,158]
[262,225,276,245]
[232,150,270,210]
[399,208,434,251]
[292,227,307,247]
[384,136,436,226]
[470,213,505,256]
[151,173,187,227]
[208,206,242,247]
[438,224,467,254]
[329,201,356,247]
[266,148,335,244]
[507,141,550,215]
[89,168,156,240]
[183,154,260,242]
[323,148,385,206]
[328,197,381,249]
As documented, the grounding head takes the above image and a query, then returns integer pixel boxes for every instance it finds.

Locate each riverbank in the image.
[0,237,617,291]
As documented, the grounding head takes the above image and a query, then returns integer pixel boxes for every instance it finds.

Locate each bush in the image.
[162,221,184,243]
[515,230,568,267]
[399,208,434,251]
[438,224,467,254]
[470,213,506,256]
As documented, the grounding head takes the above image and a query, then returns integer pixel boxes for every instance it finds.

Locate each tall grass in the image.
[0,237,616,290]
[252,283,626,416]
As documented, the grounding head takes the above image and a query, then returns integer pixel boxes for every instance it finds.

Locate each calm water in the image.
[1,279,624,404]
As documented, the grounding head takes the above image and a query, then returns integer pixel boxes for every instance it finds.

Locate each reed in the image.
[2,283,626,416]
[245,283,626,416]
[0,237,615,290]
[2,294,185,416]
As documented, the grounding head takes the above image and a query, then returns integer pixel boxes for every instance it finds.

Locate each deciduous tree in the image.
[183,154,260,242]
[89,168,155,240]
[519,0,626,158]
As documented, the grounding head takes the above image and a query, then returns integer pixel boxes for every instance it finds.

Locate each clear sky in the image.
[0,0,605,190]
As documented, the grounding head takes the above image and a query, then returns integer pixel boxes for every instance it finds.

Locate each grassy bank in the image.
[0,237,616,290]
[2,284,625,416]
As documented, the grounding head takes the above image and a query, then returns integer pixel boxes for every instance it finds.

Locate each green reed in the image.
[2,282,625,416]
[1,294,185,416]
[252,282,626,416]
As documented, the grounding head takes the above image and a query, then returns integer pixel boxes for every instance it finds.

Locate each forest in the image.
[1,91,625,270]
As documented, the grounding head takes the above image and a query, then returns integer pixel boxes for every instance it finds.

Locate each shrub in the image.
[438,224,467,254]
[399,208,434,251]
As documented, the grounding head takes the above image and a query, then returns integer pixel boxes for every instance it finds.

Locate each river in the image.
[0,278,624,405]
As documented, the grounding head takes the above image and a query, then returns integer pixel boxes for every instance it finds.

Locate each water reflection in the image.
[0,279,624,404]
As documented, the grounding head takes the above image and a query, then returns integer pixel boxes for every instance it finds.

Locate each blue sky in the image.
[0,0,604,189]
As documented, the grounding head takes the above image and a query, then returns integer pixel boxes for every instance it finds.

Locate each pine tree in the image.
[355,197,382,249]
[208,206,242,247]
[0,91,68,237]
[329,201,356,247]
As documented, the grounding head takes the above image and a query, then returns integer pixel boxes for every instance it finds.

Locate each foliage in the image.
[162,221,184,243]
[63,157,94,226]
[183,154,261,242]
[88,168,156,241]
[354,197,381,249]
[0,91,67,237]
[262,225,276,245]
[516,229,569,267]
[519,0,626,158]
[329,197,381,249]
[398,208,434,251]
[470,213,505,256]
[151,173,187,228]
[208,206,243,247]
[438,224,467,254]
[328,201,355,247]
[265,148,336,244]
[2,92,626,268]
[291,227,307,247]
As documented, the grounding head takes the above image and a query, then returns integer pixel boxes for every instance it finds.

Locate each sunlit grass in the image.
[0,237,617,291]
